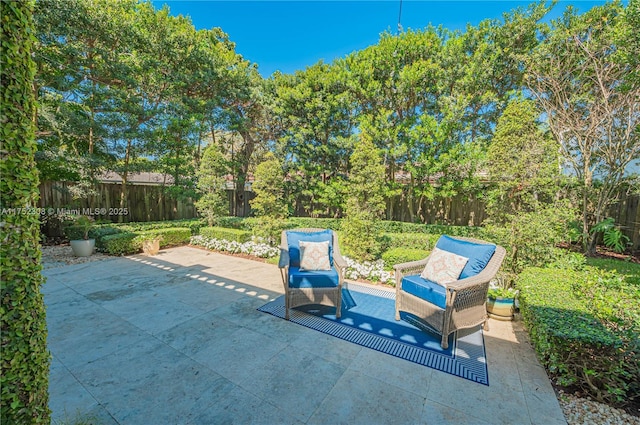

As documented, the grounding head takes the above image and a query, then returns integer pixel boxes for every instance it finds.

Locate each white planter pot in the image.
[70,239,95,257]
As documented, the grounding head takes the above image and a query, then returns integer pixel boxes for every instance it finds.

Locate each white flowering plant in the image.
[190,235,396,285]
[343,256,395,285]
[190,235,279,258]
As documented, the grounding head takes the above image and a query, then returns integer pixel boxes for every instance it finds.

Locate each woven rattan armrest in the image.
[332,252,347,270]
[278,247,290,269]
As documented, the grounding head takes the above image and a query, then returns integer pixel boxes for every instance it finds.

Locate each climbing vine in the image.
[1,1,51,423]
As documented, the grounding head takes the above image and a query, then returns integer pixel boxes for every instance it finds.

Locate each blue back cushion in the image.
[435,235,496,279]
[286,230,333,267]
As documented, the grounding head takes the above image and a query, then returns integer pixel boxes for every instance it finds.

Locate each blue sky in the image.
[152,1,610,77]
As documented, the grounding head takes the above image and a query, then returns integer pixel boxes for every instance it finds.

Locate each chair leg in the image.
[335,291,342,319]
[441,333,449,350]
[483,318,489,331]
[285,294,290,320]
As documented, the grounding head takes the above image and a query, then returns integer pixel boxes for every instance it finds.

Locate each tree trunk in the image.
[118,139,132,223]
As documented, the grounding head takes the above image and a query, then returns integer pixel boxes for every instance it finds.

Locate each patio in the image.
[44,246,566,425]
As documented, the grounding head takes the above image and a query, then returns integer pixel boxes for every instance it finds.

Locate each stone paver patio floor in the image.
[44,246,566,425]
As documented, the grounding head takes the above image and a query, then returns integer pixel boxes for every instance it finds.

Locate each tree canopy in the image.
[32,0,639,252]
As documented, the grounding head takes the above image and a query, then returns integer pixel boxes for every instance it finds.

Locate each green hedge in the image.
[518,267,639,407]
[100,232,138,255]
[374,220,484,237]
[99,228,192,255]
[380,232,440,252]
[214,216,253,230]
[199,226,253,243]
[213,217,483,239]
[285,217,343,231]
[102,218,203,235]
[90,226,123,251]
[381,248,429,268]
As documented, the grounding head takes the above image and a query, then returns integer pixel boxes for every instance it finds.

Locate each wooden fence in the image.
[38,181,197,223]
[39,181,639,249]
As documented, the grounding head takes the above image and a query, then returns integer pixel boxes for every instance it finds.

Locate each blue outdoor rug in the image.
[258,282,488,385]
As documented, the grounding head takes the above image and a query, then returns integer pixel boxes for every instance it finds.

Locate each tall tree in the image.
[33,0,138,192]
[342,130,387,260]
[250,152,288,243]
[526,1,640,254]
[195,143,230,225]
[484,98,573,281]
[274,62,354,217]
[485,98,562,221]
[1,1,50,422]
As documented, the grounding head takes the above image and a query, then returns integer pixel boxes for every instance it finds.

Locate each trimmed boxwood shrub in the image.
[109,218,203,235]
[138,228,192,248]
[518,267,639,407]
[199,226,252,243]
[214,216,252,230]
[90,226,123,251]
[99,228,192,255]
[381,248,429,268]
[380,232,440,252]
[285,217,343,231]
[100,232,138,255]
[374,220,484,237]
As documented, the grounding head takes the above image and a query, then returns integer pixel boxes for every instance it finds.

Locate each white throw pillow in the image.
[299,240,331,271]
[421,247,469,285]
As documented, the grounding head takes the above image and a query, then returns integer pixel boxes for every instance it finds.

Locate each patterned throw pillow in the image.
[421,247,469,286]
[299,240,331,271]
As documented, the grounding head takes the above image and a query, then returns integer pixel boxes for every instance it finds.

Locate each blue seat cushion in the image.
[401,275,447,309]
[288,266,340,289]
[286,230,333,267]
[435,235,496,279]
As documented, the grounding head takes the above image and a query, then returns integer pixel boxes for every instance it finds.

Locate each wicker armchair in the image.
[394,236,506,349]
[278,228,346,320]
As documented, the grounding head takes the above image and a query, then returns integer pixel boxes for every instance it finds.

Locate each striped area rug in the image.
[258,282,488,385]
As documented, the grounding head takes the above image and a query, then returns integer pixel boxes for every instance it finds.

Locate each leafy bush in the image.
[484,203,576,285]
[90,226,123,251]
[199,226,253,243]
[285,217,343,231]
[585,257,640,286]
[375,221,484,237]
[341,217,383,261]
[62,215,94,240]
[214,216,251,230]
[100,232,138,255]
[251,216,287,246]
[138,228,191,248]
[590,218,631,253]
[381,248,429,267]
[99,228,191,255]
[518,267,639,406]
[111,218,203,235]
[380,232,440,252]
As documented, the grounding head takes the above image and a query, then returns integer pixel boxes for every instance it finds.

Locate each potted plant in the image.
[486,275,517,321]
[64,215,95,257]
